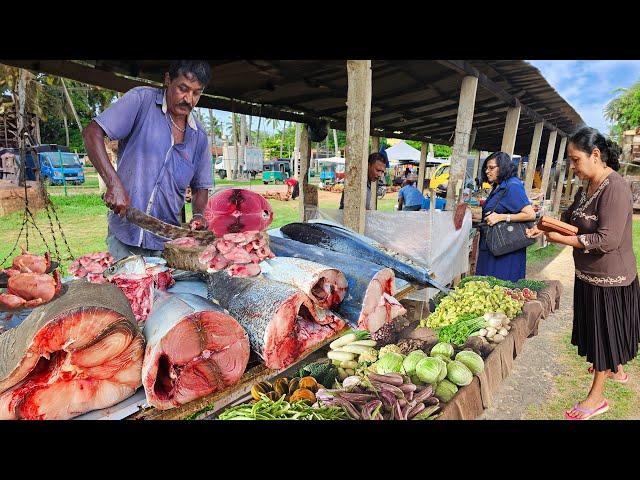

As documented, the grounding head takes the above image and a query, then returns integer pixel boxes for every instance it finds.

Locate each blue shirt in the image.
[421,196,446,210]
[480,176,531,250]
[95,87,212,250]
[398,184,424,207]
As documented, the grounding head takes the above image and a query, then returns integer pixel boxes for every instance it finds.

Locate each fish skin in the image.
[280,222,450,293]
[103,255,147,279]
[268,235,394,329]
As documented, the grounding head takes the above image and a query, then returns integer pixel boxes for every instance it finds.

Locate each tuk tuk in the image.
[262,159,291,184]
[318,157,345,185]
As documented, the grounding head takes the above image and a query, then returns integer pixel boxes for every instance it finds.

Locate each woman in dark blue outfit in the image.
[475,152,536,282]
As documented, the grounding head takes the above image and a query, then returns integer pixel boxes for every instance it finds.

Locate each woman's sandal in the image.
[564,400,609,420]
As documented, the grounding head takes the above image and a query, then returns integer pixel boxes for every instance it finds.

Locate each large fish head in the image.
[103,255,146,279]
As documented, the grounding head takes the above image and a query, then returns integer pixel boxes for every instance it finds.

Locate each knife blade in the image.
[125,206,215,242]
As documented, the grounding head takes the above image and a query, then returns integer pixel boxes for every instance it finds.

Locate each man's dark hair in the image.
[481,151,517,184]
[368,152,387,166]
[168,61,212,87]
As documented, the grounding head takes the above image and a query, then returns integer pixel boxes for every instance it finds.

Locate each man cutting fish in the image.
[83,60,213,261]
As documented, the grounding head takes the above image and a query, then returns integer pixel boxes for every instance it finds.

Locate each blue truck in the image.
[22,145,85,185]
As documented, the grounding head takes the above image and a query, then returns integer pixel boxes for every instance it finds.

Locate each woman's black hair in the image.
[568,126,621,171]
[481,151,517,184]
[168,60,212,87]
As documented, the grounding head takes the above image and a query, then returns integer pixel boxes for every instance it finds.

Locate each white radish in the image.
[328,350,356,362]
[330,333,357,350]
[498,328,508,337]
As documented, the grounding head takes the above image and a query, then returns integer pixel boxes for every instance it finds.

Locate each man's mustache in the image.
[177,102,192,110]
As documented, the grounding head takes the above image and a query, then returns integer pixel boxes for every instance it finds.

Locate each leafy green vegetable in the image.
[515,279,548,292]
[415,357,442,384]
[455,350,485,375]
[218,394,348,420]
[459,275,517,289]
[297,361,338,387]
[435,379,459,402]
[446,360,473,386]
[430,342,454,359]
[437,316,486,345]
[375,352,406,374]
[403,350,428,376]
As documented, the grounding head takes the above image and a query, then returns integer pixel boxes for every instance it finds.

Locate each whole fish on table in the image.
[280,222,450,293]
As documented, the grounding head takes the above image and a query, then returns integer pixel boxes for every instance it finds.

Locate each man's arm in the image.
[82,120,130,216]
[189,188,209,230]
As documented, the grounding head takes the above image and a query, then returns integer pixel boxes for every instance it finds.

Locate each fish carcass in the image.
[260,257,348,310]
[142,291,249,410]
[204,188,274,236]
[268,235,406,334]
[205,273,345,370]
[279,222,449,293]
[0,281,144,420]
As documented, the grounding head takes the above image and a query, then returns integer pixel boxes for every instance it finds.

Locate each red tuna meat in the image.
[204,189,273,236]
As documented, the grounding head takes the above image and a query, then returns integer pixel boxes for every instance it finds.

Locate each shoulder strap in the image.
[488,184,509,215]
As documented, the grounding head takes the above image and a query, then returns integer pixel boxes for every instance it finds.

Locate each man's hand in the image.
[189,213,207,231]
[104,180,131,217]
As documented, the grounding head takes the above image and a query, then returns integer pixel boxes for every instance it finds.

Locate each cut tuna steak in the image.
[268,235,406,333]
[261,257,348,310]
[0,281,143,420]
[205,273,345,370]
[204,188,274,236]
[142,291,250,410]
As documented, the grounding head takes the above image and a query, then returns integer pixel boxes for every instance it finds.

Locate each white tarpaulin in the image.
[384,141,421,165]
[304,208,472,299]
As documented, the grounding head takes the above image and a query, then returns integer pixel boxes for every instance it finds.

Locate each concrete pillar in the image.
[472,150,481,188]
[298,125,316,221]
[469,128,477,150]
[524,121,544,196]
[418,142,427,194]
[551,136,568,216]
[344,60,372,233]
[500,106,521,156]
[370,136,380,154]
[540,130,558,206]
[446,75,478,209]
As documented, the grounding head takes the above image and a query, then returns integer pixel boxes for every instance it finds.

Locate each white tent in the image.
[318,156,345,164]
[383,141,421,165]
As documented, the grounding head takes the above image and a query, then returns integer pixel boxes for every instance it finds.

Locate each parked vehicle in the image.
[22,144,85,185]
[262,159,291,184]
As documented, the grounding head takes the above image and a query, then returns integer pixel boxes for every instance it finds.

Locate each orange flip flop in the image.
[564,400,609,420]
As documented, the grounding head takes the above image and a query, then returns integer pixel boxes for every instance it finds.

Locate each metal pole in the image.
[58,151,67,196]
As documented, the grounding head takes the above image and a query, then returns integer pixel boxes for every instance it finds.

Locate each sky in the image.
[198,60,640,140]
[527,60,640,135]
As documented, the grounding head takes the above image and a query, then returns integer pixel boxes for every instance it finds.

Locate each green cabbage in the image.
[376,352,405,374]
[415,357,442,384]
[430,342,454,359]
[455,350,485,375]
[403,350,427,376]
[435,379,459,402]
[446,360,473,386]
[410,373,424,386]
[436,357,448,382]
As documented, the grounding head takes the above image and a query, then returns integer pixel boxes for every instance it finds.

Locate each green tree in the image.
[605,80,640,142]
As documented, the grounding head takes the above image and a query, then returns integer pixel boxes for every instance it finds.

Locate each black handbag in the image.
[480,186,535,257]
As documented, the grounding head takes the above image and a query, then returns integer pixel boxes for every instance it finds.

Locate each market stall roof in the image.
[1,60,584,155]
[384,140,421,165]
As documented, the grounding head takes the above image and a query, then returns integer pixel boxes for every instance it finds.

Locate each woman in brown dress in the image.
[528,126,640,420]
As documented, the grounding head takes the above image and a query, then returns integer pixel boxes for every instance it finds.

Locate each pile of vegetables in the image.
[459,275,547,292]
[424,281,523,329]
[472,312,512,344]
[437,314,487,345]
[219,394,348,420]
[316,372,441,420]
[250,375,323,405]
[504,288,537,301]
[328,330,378,380]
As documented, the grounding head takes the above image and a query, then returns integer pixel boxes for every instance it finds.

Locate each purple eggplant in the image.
[407,402,426,419]
[394,401,404,420]
[424,396,440,407]
[406,391,414,402]
[367,372,404,386]
[371,381,405,399]
[399,383,417,394]
[413,385,434,403]
[337,392,377,404]
[401,400,416,420]
[361,399,383,420]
